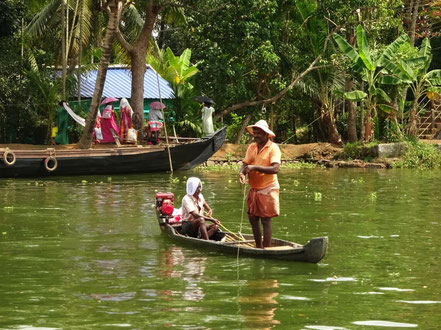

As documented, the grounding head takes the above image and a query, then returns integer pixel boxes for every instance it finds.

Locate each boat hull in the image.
[0,127,226,178]
[160,223,328,263]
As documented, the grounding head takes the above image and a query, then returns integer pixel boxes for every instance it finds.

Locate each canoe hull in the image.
[0,127,226,178]
[160,222,328,263]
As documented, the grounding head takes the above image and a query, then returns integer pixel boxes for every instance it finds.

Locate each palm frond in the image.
[26,0,62,36]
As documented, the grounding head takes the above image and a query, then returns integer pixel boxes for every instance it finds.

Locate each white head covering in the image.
[120,98,129,109]
[186,177,202,196]
[120,98,133,117]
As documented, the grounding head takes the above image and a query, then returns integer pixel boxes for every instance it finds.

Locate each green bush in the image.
[342,142,362,159]
[393,142,441,169]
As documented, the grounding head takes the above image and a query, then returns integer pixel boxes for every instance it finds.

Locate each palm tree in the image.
[78,0,127,148]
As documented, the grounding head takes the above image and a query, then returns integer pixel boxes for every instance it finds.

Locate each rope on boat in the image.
[218,222,254,248]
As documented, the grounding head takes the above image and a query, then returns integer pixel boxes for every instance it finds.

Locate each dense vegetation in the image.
[1,0,441,147]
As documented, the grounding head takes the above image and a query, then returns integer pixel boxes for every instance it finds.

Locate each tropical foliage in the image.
[2,0,441,145]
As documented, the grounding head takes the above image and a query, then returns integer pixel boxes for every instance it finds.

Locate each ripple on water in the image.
[280,295,311,301]
[352,320,417,327]
[15,327,60,330]
[304,326,347,330]
[378,287,414,292]
[309,277,357,282]
[89,292,136,301]
[397,300,441,304]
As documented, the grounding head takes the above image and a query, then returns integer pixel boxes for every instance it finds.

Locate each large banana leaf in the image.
[419,38,432,58]
[378,75,402,85]
[333,33,359,62]
[378,34,410,66]
[378,104,400,117]
[376,87,391,103]
[419,38,433,73]
[397,60,417,81]
[426,70,441,86]
[356,25,374,71]
[343,90,367,101]
[383,61,413,83]
[403,56,431,71]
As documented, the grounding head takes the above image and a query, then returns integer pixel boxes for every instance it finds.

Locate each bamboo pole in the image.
[156,72,173,173]
[61,0,67,98]
[77,0,83,104]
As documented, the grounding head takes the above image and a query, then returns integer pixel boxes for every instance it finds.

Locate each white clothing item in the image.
[120,98,134,116]
[148,109,163,121]
[186,177,202,195]
[181,193,206,222]
[201,106,215,135]
[62,102,85,127]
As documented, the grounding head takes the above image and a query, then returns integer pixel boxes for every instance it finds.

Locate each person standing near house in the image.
[201,102,215,136]
[119,98,134,143]
[239,120,281,249]
[100,98,120,143]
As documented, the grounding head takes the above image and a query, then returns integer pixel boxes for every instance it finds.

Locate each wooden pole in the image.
[77,0,83,104]
[156,72,173,173]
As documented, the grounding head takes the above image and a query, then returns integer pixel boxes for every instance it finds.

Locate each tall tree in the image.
[78,0,127,148]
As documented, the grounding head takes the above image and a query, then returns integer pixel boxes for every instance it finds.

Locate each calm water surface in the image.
[1,168,441,329]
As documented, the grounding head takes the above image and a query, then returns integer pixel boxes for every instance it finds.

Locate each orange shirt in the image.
[243,140,281,189]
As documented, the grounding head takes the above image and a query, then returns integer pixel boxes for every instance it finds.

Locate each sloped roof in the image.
[79,65,174,99]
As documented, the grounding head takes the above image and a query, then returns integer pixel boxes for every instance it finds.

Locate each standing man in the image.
[239,120,281,249]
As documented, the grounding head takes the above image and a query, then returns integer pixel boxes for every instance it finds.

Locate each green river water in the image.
[1,168,441,329]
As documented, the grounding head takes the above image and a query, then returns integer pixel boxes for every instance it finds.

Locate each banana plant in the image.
[381,38,441,136]
[333,24,410,141]
[147,47,201,136]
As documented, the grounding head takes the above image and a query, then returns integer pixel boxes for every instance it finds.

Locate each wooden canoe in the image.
[0,127,226,178]
[157,214,328,263]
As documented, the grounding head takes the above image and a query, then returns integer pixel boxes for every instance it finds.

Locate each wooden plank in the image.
[264,246,296,251]
[110,129,121,147]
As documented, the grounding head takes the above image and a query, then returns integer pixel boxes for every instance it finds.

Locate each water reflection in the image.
[238,278,280,329]
[159,246,206,302]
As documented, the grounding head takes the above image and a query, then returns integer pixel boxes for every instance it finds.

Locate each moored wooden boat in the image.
[155,193,328,263]
[0,127,226,178]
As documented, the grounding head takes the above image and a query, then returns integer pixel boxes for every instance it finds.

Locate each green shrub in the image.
[342,142,362,159]
[393,142,441,169]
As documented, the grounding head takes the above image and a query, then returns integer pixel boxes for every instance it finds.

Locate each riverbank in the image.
[207,140,441,169]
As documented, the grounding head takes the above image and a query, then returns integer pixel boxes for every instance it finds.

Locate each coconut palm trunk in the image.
[78,0,126,149]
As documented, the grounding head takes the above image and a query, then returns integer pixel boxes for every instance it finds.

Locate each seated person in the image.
[181,177,220,240]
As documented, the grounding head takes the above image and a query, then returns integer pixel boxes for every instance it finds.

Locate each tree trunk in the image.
[78,0,125,149]
[118,2,161,133]
[130,51,147,131]
[408,0,420,46]
[291,115,297,144]
[320,105,342,145]
[235,114,251,144]
[408,100,419,137]
[363,106,373,142]
[346,79,357,143]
